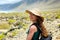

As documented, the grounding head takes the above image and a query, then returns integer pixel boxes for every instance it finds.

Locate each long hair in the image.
[36,16,48,37]
[36,16,44,25]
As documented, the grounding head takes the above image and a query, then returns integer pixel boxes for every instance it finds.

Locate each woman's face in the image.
[29,13,37,22]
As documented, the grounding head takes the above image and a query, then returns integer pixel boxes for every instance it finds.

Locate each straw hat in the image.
[25,8,43,18]
[25,8,44,22]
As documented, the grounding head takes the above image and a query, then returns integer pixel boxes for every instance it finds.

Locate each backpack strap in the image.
[31,23,42,33]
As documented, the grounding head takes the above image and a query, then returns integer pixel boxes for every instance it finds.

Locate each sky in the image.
[0,0,60,12]
[0,0,22,4]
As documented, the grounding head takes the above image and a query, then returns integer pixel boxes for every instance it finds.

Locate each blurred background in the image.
[0,0,60,40]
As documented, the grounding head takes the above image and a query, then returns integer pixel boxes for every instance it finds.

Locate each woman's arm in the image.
[26,25,37,40]
[40,23,48,37]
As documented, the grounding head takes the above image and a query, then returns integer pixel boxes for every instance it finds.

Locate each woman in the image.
[25,9,48,40]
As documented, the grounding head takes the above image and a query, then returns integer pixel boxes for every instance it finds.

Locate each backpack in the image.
[40,35,52,40]
[34,23,52,40]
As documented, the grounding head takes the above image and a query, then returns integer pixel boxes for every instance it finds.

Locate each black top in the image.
[27,23,42,40]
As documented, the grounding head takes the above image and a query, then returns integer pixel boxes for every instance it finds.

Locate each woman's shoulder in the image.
[30,25,37,32]
[30,23,38,29]
[30,25,37,30]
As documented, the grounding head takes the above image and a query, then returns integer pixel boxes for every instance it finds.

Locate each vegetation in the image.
[0,10,60,40]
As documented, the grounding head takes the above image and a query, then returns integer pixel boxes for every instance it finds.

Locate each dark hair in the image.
[36,16,48,37]
[36,16,44,25]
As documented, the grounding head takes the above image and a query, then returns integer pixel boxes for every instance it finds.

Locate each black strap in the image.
[31,23,42,33]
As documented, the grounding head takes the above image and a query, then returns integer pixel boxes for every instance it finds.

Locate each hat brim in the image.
[25,10,33,14]
[25,10,43,17]
[25,10,44,22]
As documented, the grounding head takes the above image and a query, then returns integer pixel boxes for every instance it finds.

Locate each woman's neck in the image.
[32,21,37,23]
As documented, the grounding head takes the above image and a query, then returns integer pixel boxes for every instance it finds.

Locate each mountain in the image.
[0,0,60,12]
[0,1,23,11]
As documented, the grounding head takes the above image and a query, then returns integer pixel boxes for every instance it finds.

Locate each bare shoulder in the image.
[29,25,37,32]
[30,25,37,29]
